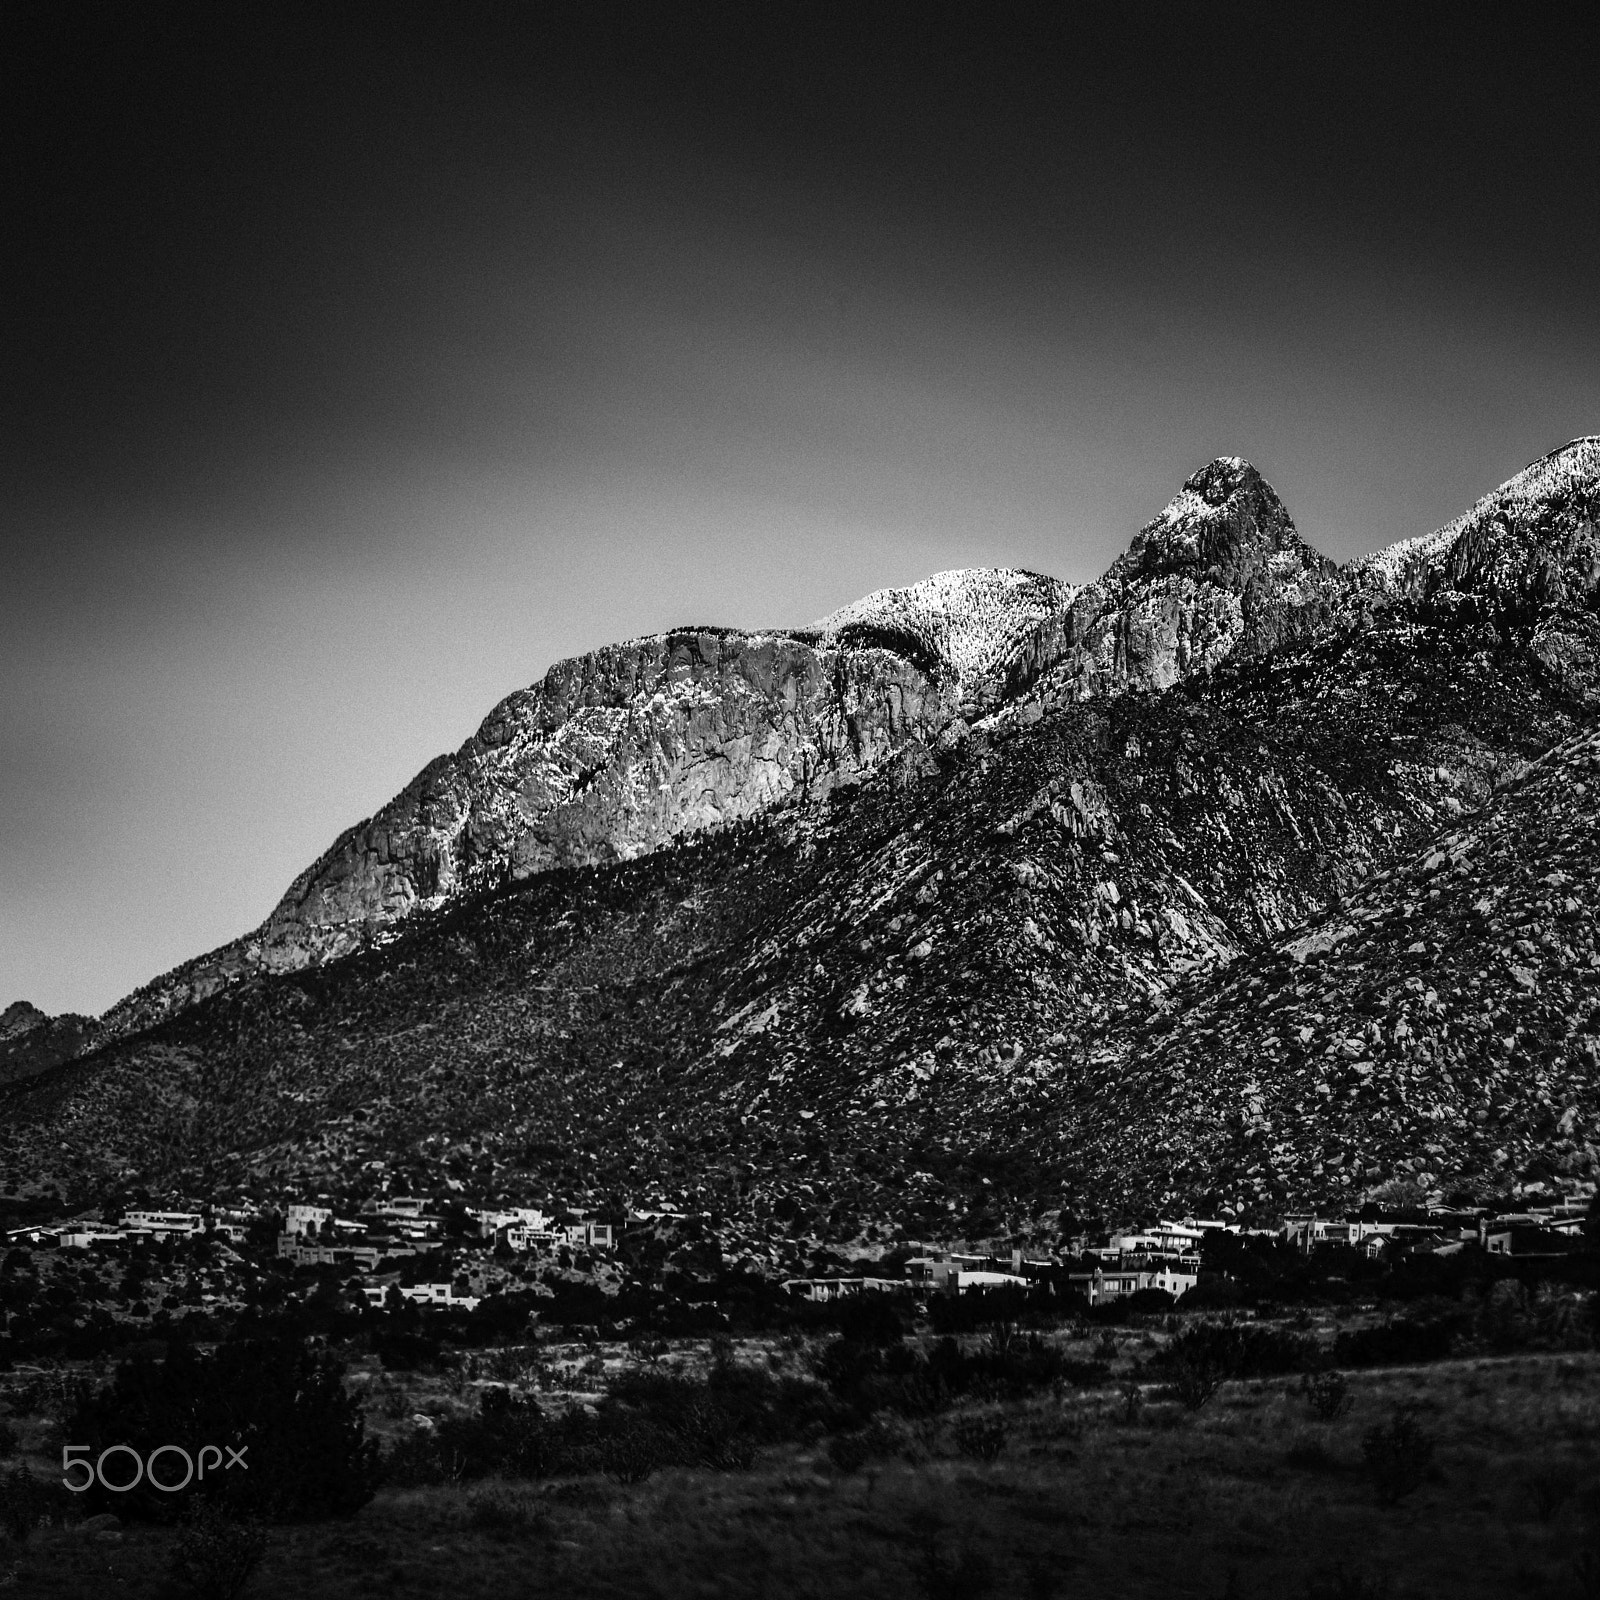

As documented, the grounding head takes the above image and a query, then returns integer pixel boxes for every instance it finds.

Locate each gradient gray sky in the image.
[5,4,1599,1016]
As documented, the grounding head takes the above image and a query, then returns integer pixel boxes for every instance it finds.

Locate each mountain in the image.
[5,441,1598,1231]
[102,459,1342,1038]
[0,1002,103,1090]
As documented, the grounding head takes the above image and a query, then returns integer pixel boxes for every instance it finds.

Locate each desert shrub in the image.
[67,1338,380,1523]
[1123,1288,1175,1314]
[605,1361,830,1460]
[834,1295,907,1346]
[427,1388,557,1482]
[951,1412,1008,1462]
[1165,1319,1313,1380]
[1057,1359,1112,1388]
[1118,1377,1144,1423]
[600,1417,665,1484]
[1361,1405,1434,1505]
[1170,1354,1227,1411]
[466,1485,548,1538]
[372,1328,443,1372]
[0,1464,69,1543]
[1301,1369,1354,1421]
[168,1502,267,1600]
[676,1397,758,1470]
[827,1430,874,1474]
[381,1425,460,1488]
[1333,1313,1458,1369]
[1576,1538,1600,1600]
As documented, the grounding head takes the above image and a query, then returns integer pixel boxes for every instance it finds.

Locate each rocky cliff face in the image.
[999,456,1342,706]
[0,1002,103,1088]
[97,445,1597,1045]
[8,442,1600,1221]
[1347,437,1600,705]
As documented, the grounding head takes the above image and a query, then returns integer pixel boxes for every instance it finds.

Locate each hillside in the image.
[98,456,1349,1040]
[4,441,1597,1233]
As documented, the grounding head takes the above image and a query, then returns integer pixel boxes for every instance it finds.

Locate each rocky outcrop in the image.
[0,1001,103,1088]
[103,625,967,1034]
[809,567,1077,711]
[1001,457,1342,706]
[1345,439,1600,709]
[96,444,1600,1042]
[1348,438,1600,611]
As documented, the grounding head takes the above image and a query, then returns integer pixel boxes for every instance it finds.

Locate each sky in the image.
[5,3,1599,1017]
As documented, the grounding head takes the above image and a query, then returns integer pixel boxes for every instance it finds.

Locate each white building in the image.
[123,1210,205,1238]
[284,1205,332,1238]
[396,1282,480,1311]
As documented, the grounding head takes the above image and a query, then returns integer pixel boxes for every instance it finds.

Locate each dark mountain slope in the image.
[0,1002,103,1090]
[3,595,1587,1233]
[1050,723,1600,1219]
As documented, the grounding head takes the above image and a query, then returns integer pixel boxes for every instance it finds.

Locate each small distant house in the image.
[396,1282,480,1311]
[284,1205,332,1238]
[123,1210,205,1238]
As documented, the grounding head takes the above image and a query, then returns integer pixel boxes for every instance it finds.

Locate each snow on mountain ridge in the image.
[1347,436,1600,598]
[810,567,1078,687]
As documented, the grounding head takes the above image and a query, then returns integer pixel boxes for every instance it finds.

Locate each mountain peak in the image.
[0,1001,49,1042]
[1107,456,1334,591]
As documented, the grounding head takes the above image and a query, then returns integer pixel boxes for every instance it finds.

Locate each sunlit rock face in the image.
[97,442,1600,1042]
[1349,438,1600,610]
[1346,438,1600,707]
[257,628,961,963]
[1001,456,1341,705]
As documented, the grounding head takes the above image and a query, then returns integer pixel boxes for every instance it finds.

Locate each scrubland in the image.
[8,1341,1600,1599]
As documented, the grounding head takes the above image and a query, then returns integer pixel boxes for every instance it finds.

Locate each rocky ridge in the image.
[9,439,1598,1232]
[103,460,1349,1037]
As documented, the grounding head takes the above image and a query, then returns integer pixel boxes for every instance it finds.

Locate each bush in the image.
[1305,1565,1391,1599]
[68,1337,380,1523]
[168,1502,267,1600]
[1118,1377,1144,1423]
[372,1328,443,1372]
[1334,1314,1458,1369]
[1361,1406,1433,1505]
[951,1413,1008,1463]
[1165,1319,1314,1380]
[1301,1369,1353,1422]
[1170,1355,1227,1411]
[600,1418,665,1485]
[0,1464,69,1543]
[466,1486,548,1539]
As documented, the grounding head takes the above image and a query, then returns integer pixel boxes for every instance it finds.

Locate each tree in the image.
[68,1336,379,1523]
